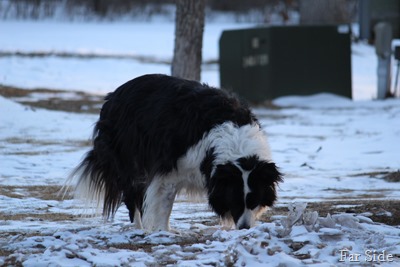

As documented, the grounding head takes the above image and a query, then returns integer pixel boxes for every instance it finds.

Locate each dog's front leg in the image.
[142,177,177,231]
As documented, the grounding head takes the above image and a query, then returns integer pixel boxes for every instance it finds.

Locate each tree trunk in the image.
[171,0,206,81]
[299,0,351,25]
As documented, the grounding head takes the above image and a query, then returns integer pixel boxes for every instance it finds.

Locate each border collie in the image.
[71,74,282,231]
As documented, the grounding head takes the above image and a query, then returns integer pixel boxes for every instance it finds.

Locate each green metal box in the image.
[219,26,352,102]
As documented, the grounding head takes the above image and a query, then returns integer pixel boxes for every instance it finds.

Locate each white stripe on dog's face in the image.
[234,156,281,229]
[236,169,254,230]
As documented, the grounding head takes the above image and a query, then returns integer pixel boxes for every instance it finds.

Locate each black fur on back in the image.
[75,74,258,221]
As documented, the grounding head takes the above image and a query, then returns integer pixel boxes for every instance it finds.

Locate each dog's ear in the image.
[213,163,242,180]
[247,161,282,207]
[207,163,242,193]
[207,163,243,217]
[250,161,282,186]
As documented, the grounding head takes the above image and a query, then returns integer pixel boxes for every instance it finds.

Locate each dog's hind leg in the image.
[142,176,177,231]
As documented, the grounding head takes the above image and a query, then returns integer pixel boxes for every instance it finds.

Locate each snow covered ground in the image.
[1,20,400,266]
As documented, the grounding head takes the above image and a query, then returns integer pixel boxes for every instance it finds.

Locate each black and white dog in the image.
[71,74,282,231]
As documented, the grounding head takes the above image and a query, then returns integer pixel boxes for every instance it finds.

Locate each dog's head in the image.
[207,155,282,229]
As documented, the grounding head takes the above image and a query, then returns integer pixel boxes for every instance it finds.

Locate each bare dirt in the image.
[0,84,104,114]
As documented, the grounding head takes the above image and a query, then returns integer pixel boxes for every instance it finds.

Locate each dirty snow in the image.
[1,20,400,266]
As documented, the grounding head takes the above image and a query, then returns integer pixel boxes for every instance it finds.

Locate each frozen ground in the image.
[0,21,400,266]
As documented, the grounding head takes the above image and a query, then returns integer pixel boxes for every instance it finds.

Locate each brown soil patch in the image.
[0,84,104,114]
[0,213,75,221]
[0,185,67,201]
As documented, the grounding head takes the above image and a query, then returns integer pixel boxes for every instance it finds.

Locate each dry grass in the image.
[0,185,77,222]
[0,213,75,221]
[0,84,104,114]
[0,185,67,200]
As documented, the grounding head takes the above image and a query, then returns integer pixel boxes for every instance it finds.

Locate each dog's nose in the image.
[237,223,250,230]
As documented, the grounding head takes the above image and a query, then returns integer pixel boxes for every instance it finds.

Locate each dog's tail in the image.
[65,125,122,220]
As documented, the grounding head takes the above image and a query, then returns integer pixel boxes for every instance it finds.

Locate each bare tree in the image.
[299,0,352,25]
[171,0,206,81]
